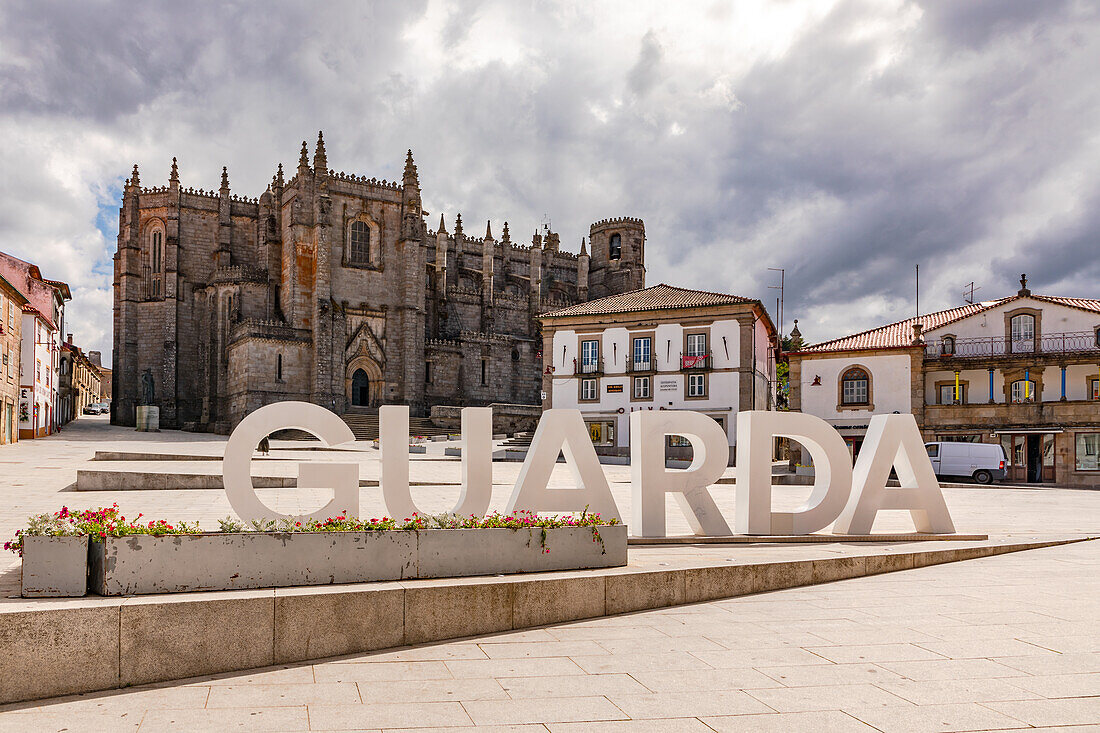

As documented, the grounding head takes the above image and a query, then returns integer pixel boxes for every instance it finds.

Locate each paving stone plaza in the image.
[0,417,1097,731]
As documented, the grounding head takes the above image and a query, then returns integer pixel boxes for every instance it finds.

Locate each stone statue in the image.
[140,369,155,406]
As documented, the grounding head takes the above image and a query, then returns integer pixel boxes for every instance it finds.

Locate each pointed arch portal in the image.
[351,369,370,407]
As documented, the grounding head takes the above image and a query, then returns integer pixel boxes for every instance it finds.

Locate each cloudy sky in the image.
[1,0,1097,362]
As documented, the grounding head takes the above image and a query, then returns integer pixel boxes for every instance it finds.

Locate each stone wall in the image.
[430,403,542,434]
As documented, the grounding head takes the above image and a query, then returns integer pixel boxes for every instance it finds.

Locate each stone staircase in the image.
[274,408,452,442]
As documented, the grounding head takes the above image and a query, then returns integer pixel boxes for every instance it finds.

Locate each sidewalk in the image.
[1,535,1096,731]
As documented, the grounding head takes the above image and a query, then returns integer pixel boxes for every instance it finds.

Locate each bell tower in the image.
[586,217,645,299]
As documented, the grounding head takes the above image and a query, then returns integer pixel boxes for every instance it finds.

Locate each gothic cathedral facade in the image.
[111,134,645,431]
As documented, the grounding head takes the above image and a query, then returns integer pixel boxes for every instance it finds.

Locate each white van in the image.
[924,441,1006,484]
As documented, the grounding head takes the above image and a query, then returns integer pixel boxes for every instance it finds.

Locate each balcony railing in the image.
[574,358,604,375]
[681,353,712,370]
[628,357,657,373]
[925,331,1100,359]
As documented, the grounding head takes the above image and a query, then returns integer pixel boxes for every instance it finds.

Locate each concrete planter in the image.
[409,445,427,454]
[85,525,626,596]
[21,535,89,598]
[89,531,417,596]
[418,525,627,578]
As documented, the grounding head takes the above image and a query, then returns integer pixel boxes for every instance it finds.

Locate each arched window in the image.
[350,221,371,264]
[1094,327,1100,348]
[147,223,165,299]
[941,336,955,355]
[1010,314,1035,351]
[609,233,622,260]
[841,367,870,406]
[1010,379,1036,403]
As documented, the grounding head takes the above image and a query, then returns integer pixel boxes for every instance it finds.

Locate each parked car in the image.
[83,403,102,415]
[925,441,1006,484]
[97,401,111,414]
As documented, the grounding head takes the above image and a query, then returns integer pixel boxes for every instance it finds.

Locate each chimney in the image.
[911,322,924,344]
[67,333,73,344]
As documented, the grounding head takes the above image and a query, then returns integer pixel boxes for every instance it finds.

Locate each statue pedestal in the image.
[136,406,160,432]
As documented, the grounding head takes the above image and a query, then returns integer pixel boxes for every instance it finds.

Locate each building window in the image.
[633,375,651,399]
[686,333,706,356]
[1076,433,1100,471]
[941,336,955,355]
[480,359,488,386]
[687,373,706,397]
[587,420,615,446]
[425,361,432,384]
[276,354,283,381]
[609,233,621,260]
[841,368,870,405]
[1010,379,1036,403]
[1010,313,1035,350]
[580,378,597,401]
[350,221,371,264]
[632,337,651,370]
[146,225,165,299]
[938,384,963,405]
[1095,328,1100,348]
[580,339,600,373]
[1090,377,1099,400]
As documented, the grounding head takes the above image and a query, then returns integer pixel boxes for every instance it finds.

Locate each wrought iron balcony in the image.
[680,353,712,370]
[627,357,657,373]
[925,331,1100,359]
[574,358,604,375]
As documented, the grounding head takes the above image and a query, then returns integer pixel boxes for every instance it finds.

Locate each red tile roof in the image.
[799,294,1100,353]
[540,283,756,319]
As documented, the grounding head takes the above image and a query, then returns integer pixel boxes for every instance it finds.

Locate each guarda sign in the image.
[223,403,956,538]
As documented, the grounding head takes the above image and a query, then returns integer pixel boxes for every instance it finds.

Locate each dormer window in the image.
[609,233,622,260]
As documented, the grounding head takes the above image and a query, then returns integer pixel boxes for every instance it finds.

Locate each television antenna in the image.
[767,267,785,337]
[963,281,981,304]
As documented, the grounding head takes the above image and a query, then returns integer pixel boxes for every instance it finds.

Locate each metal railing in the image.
[680,353,712,370]
[627,357,657,373]
[573,358,604,375]
[925,331,1100,358]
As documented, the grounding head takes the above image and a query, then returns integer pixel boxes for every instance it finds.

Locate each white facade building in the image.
[539,284,778,463]
[789,277,1100,487]
[20,309,56,438]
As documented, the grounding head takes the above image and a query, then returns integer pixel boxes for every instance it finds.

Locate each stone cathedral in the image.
[111,133,646,432]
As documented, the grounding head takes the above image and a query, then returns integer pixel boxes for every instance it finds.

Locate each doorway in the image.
[1001,433,1056,483]
[351,369,370,407]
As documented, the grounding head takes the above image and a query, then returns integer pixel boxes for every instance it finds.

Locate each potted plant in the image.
[5,507,89,598]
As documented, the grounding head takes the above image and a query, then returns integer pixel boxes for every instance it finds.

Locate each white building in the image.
[0,252,70,439]
[539,284,778,463]
[20,307,56,438]
[789,276,1100,488]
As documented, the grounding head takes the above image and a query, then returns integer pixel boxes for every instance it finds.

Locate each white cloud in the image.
[0,0,1097,362]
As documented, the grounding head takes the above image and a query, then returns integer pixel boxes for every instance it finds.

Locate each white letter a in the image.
[505,409,621,521]
[833,414,955,535]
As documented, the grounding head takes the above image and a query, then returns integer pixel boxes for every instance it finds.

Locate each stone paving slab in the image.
[1,539,1098,730]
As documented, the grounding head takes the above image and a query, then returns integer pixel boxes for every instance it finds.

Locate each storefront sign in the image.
[224,403,956,538]
[605,384,623,393]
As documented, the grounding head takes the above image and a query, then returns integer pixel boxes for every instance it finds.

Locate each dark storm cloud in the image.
[0,0,1097,360]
